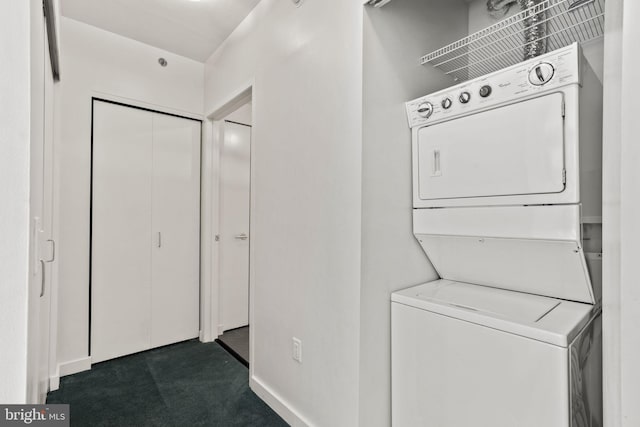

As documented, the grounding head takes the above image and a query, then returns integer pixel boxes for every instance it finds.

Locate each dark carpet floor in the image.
[217,326,249,366]
[47,340,287,427]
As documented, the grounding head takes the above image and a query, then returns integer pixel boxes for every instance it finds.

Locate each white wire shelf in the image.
[421,0,605,82]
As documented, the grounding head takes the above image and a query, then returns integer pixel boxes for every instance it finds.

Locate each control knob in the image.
[441,97,452,110]
[528,62,555,86]
[417,102,434,119]
[459,91,471,104]
[479,85,492,98]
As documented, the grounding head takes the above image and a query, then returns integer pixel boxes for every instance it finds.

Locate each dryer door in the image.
[416,93,565,201]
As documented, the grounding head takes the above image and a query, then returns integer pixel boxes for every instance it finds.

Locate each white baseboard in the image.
[58,356,92,378]
[200,329,217,343]
[250,375,311,427]
[49,368,60,392]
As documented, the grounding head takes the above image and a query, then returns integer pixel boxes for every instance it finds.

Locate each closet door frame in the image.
[89,97,203,360]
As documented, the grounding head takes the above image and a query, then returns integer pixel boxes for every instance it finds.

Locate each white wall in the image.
[204,1,363,425]
[602,1,622,423]
[360,1,469,425]
[0,0,32,404]
[55,17,204,371]
[603,0,640,425]
[617,2,640,421]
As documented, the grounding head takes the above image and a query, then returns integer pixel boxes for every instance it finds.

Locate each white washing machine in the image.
[392,281,602,427]
[392,43,603,427]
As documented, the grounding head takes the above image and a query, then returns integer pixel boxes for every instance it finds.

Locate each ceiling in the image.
[60,0,261,62]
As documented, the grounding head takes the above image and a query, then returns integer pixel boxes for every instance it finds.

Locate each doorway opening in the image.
[214,100,252,367]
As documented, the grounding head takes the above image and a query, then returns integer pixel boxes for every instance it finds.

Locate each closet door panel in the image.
[150,113,201,347]
[91,101,153,363]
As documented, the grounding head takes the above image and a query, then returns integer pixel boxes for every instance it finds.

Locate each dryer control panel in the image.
[406,43,582,129]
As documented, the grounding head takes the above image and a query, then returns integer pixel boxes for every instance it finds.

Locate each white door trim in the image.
[202,82,255,377]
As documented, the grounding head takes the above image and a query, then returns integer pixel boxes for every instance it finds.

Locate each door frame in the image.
[88,96,203,361]
[202,83,255,372]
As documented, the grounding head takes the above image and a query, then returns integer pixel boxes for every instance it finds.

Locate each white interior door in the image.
[151,113,201,348]
[417,93,566,201]
[219,121,251,332]
[92,102,153,363]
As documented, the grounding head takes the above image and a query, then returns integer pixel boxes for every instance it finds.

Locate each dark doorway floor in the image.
[47,340,286,427]
[217,326,249,367]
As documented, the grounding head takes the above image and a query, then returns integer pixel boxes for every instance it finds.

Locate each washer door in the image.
[416,93,565,201]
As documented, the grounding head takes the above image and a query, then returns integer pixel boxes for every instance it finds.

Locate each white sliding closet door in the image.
[91,101,200,363]
[151,114,201,348]
[92,102,154,363]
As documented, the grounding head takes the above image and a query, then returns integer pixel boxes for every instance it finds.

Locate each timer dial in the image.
[417,102,434,118]
[529,63,555,86]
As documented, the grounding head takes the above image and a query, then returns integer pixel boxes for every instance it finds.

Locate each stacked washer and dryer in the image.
[392,43,603,427]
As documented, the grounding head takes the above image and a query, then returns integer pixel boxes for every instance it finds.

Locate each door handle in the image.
[234,233,248,240]
[432,149,442,177]
[157,232,162,248]
[40,260,46,298]
[44,239,55,263]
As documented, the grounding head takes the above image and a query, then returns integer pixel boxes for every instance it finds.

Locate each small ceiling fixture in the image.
[292,0,304,7]
[158,58,168,67]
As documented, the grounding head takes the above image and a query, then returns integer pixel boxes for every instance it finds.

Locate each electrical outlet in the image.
[292,337,302,363]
